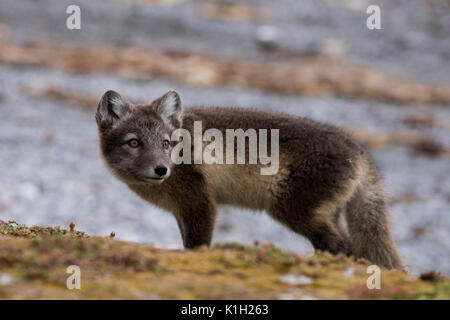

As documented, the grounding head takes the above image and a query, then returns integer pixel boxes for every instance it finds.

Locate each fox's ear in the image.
[96,90,131,126]
[155,90,183,127]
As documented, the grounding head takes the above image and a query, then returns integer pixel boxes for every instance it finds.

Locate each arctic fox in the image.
[96,90,403,269]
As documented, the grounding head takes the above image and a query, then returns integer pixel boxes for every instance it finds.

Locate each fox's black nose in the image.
[154,165,168,177]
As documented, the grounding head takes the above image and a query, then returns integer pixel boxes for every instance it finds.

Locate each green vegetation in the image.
[0,221,448,299]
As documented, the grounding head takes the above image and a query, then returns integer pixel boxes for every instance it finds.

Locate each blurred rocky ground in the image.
[0,0,449,275]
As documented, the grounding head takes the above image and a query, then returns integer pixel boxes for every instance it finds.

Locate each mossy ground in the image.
[0,221,448,299]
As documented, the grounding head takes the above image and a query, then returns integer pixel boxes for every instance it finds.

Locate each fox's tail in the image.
[345,159,404,270]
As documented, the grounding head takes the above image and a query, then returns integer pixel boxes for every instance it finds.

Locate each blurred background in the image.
[0,0,449,275]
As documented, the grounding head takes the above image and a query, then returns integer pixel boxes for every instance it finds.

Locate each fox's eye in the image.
[162,140,170,149]
[128,139,139,148]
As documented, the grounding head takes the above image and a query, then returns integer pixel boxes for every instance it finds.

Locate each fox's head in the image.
[96,90,182,185]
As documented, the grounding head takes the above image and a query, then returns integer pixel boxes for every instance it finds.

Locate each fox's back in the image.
[173,107,367,210]
[184,107,364,157]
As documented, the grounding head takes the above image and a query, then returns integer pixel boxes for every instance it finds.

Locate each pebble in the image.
[342,267,355,278]
[280,274,313,286]
[0,273,14,286]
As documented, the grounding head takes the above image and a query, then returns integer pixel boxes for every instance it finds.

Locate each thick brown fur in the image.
[96,90,404,269]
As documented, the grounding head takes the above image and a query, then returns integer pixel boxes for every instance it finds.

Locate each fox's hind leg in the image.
[268,202,352,255]
[332,205,352,252]
[303,220,352,255]
[267,158,358,256]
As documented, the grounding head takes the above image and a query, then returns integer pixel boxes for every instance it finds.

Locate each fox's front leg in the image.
[175,200,217,249]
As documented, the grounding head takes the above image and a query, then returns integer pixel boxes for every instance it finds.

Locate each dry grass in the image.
[351,128,449,157]
[21,85,98,109]
[1,40,450,105]
[201,2,271,22]
[0,221,448,299]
